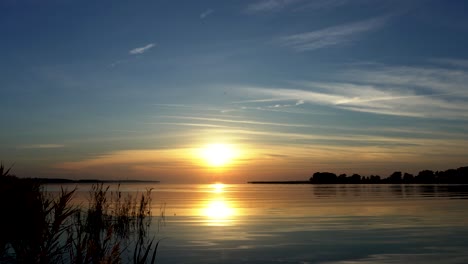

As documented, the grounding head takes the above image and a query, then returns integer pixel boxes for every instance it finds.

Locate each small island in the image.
[249,166,468,184]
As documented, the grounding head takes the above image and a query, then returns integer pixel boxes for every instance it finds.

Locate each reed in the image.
[0,164,162,264]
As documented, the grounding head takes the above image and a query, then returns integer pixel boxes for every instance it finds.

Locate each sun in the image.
[200,143,236,167]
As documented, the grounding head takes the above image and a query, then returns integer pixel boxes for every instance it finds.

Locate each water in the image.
[49,184,468,263]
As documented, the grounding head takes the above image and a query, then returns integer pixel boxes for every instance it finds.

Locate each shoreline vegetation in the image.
[248,166,468,184]
[0,164,162,264]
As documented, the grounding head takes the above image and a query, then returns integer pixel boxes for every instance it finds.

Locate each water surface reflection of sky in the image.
[47,183,468,263]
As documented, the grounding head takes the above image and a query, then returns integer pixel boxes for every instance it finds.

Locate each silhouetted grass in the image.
[0,163,163,264]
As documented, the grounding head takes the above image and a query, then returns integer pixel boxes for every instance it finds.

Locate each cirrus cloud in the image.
[278,16,389,51]
[129,43,156,55]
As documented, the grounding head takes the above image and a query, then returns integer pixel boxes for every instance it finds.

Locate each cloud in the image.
[56,149,191,170]
[231,98,305,113]
[158,115,317,128]
[237,62,468,120]
[109,59,127,67]
[243,84,468,119]
[54,146,252,181]
[278,16,388,51]
[129,43,156,55]
[262,99,303,108]
[341,65,468,94]
[200,9,214,19]
[202,127,467,148]
[159,115,468,140]
[295,0,350,11]
[295,99,305,105]
[269,103,292,108]
[245,0,301,13]
[246,0,384,14]
[149,122,231,129]
[430,58,468,68]
[18,144,65,149]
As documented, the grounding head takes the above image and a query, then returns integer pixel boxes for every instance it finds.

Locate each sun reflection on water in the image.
[204,200,234,219]
[212,183,224,193]
[199,183,238,226]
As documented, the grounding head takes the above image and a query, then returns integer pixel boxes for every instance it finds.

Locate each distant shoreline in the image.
[247,181,468,184]
[248,181,311,184]
[28,178,160,184]
[249,166,468,185]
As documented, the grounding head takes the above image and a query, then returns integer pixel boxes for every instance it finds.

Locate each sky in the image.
[1,0,468,183]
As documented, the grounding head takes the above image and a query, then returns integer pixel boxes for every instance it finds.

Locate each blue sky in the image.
[1,0,468,182]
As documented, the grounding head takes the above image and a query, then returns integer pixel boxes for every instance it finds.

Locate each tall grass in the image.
[0,164,163,264]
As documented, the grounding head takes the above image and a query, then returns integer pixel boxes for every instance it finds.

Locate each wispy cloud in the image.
[341,65,468,94]
[231,98,306,113]
[238,105,326,115]
[294,0,350,11]
[202,127,468,148]
[200,9,214,19]
[158,115,316,128]
[159,115,468,140]
[109,59,128,67]
[278,16,389,51]
[430,58,468,68]
[18,144,65,149]
[129,43,156,55]
[245,0,301,13]
[54,146,252,178]
[148,122,231,129]
[247,0,382,14]
[54,149,198,176]
[237,62,468,120]
[266,100,303,108]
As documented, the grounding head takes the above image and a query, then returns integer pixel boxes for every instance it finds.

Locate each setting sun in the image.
[200,143,237,167]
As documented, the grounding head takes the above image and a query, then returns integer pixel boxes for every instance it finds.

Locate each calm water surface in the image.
[49,184,468,264]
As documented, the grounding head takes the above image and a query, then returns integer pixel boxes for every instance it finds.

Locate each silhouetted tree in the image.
[403,173,414,183]
[349,174,361,184]
[338,174,347,183]
[271,165,467,184]
[310,172,337,184]
[455,167,468,184]
[369,175,381,183]
[388,171,402,183]
[437,169,453,183]
[416,170,435,183]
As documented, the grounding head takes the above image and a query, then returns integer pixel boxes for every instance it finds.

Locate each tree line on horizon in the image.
[310,166,468,184]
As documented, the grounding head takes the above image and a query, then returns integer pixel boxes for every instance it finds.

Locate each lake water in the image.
[49,183,468,264]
